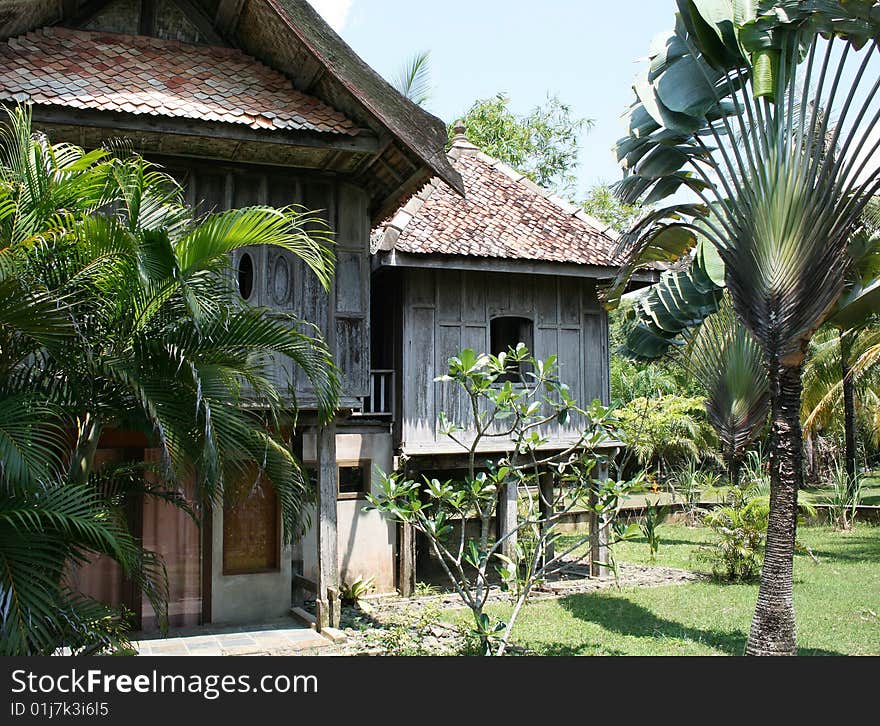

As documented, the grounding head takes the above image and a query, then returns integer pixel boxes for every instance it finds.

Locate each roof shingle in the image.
[0,26,358,135]
[376,134,619,267]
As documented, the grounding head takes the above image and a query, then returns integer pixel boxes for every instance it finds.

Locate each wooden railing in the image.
[359,369,395,419]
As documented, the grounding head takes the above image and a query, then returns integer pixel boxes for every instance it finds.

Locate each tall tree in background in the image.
[582,183,644,232]
[454,93,592,197]
[608,1,880,655]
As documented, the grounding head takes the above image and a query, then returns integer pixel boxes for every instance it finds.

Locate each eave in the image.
[373,250,660,285]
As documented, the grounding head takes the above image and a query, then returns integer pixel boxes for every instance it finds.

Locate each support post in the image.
[589,461,610,578]
[315,422,339,630]
[538,469,556,569]
[397,521,416,597]
[497,481,518,562]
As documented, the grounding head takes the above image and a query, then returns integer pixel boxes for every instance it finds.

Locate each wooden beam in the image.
[539,469,556,568]
[315,422,339,631]
[374,249,655,284]
[214,0,245,38]
[589,461,610,578]
[139,0,157,35]
[397,521,416,598]
[169,0,226,45]
[351,135,395,178]
[372,168,433,228]
[376,155,405,186]
[31,106,379,155]
[496,480,518,562]
[65,0,113,27]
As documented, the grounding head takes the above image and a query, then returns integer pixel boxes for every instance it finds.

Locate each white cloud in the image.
[307,0,353,32]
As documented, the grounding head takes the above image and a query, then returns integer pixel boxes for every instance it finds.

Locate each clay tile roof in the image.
[375,128,620,267]
[0,26,358,136]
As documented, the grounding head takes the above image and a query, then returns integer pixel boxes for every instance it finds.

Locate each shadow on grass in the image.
[806,533,880,564]
[548,592,845,656]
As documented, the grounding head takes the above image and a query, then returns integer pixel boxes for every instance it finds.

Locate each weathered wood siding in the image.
[399,269,610,453]
[179,163,371,408]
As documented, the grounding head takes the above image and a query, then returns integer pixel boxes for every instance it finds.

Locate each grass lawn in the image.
[451,524,880,655]
[861,472,880,506]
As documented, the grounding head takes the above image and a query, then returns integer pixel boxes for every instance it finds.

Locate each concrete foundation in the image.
[301,425,397,594]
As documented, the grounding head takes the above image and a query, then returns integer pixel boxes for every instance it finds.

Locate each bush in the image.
[699,498,768,581]
[824,460,865,531]
[617,395,718,482]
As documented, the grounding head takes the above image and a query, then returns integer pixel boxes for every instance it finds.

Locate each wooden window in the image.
[305,461,371,500]
[222,482,280,575]
[338,462,370,500]
[237,251,255,301]
[491,316,534,382]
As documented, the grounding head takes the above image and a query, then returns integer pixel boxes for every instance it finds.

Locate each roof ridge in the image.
[470,151,621,241]
[375,147,621,252]
[374,175,442,251]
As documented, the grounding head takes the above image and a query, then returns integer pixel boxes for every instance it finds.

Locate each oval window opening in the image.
[238,252,255,301]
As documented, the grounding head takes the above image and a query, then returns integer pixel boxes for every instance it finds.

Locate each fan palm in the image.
[608,2,880,655]
[685,299,770,488]
[0,106,340,653]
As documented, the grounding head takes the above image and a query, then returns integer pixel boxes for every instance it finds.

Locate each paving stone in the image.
[319,627,347,644]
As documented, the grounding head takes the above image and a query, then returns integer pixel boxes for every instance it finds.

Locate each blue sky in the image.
[307,1,676,196]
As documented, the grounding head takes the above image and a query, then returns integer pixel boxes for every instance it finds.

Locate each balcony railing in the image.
[359,370,395,419]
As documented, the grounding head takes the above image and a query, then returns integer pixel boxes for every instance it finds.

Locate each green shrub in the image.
[340,576,376,607]
[824,460,865,531]
[699,498,768,581]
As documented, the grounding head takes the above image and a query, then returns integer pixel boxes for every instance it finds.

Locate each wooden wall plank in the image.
[583,311,610,406]
[398,270,611,452]
[403,306,436,446]
[437,270,462,323]
[437,324,462,429]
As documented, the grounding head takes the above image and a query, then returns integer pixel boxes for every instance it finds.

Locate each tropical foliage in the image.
[369,346,639,656]
[684,299,769,486]
[609,0,880,655]
[617,394,717,478]
[393,51,433,107]
[0,107,339,654]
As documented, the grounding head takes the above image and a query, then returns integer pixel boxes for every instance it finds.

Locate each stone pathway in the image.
[132,619,332,656]
[131,565,703,657]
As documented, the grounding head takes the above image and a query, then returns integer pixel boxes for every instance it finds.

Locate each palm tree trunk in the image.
[746,364,802,656]
[729,445,741,490]
[840,332,858,493]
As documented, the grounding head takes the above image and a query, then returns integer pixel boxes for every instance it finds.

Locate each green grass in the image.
[450,524,880,655]
[861,472,880,506]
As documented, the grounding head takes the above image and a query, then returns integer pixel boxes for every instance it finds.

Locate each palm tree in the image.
[608,2,880,655]
[825,199,880,487]
[804,324,880,470]
[625,204,879,491]
[685,299,769,488]
[393,51,432,106]
[0,107,340,653]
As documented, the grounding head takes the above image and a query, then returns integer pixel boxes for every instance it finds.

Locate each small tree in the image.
[369,346,639,656]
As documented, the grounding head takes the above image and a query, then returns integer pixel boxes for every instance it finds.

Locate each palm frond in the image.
[393,51,432,106]
[685,299,770,465]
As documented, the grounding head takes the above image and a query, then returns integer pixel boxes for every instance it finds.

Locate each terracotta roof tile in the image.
[375,136,619,267]
[0,26,358,136]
